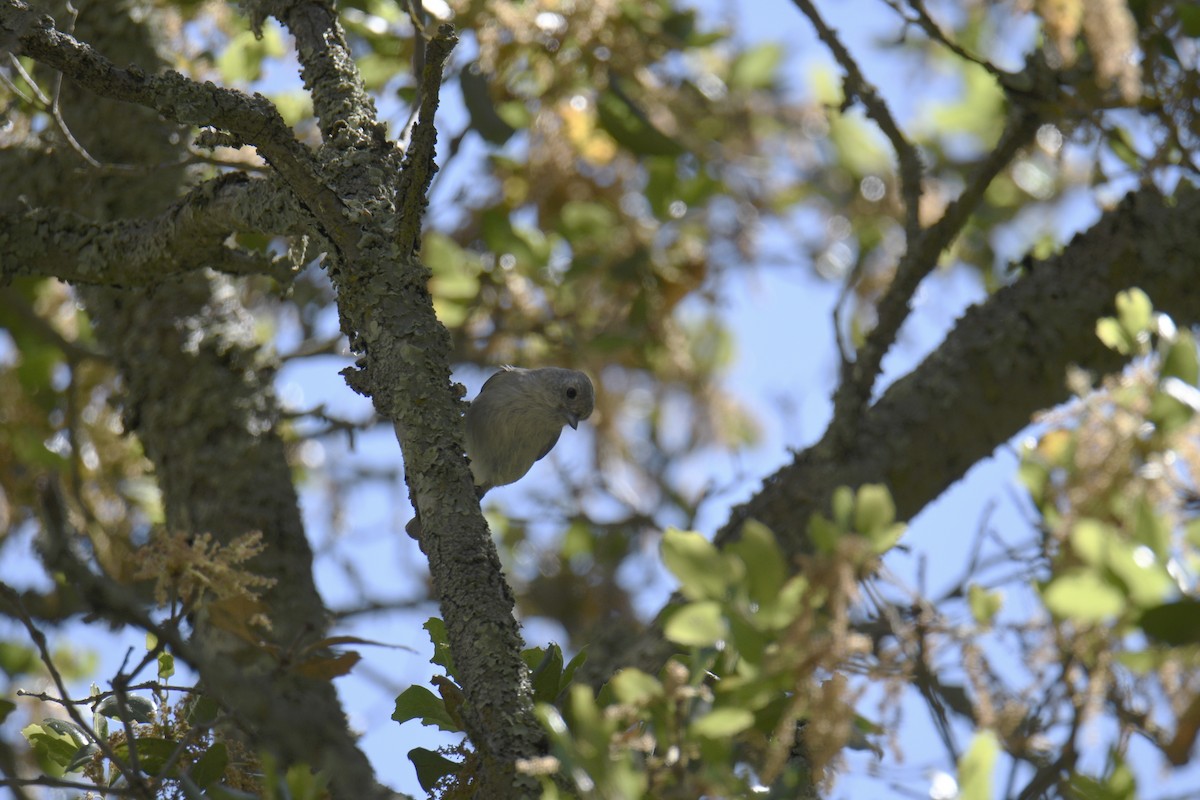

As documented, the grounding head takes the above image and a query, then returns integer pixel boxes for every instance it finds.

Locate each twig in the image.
[0,775,141,795]
[16,684,197,706]
[395,24,458,255]
[887,0,1009,79]
[398,0,429,152]
[0,583,149,796]
[826,106,1040,448]
[790,0,924,238]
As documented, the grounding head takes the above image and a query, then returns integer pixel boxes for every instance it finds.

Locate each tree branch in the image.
[790,0,924,239]
[247,0,387,144]
[0,0,356,258]
[825,106,1041,449]
[722,184,1200,550]
[319,21,544,793]
[586,184,1200,687]
[0,173,305,286]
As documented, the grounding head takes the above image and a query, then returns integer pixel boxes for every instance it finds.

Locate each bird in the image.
[464,366,595,493]
[406,366,594,539]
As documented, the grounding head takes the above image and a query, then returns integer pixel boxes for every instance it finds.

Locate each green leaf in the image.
[1161,330,1199,384]
[968,584,1003,626]
[65,742,99,773]
[661,528,738,600]
[664,601,728,647]
[807,513,841,555]
[1069,519,1117,567]
[392,685,459,732]
[529,644,565,704]
[22,722,79,776]
[831,485,854,529]
[460,64,517,145]
[1096,317,1135,354]
[559,200,620,243]
[1041,569,1126,621]
[1181,5,1200,36]
[854,484,895,537]
[158,651,175,681]
[867,523,906,555]
[595,81,685,157]
[96,694,157,724]
[408,747,460,792]
[190,742,228,789]
[41,718,88,746]
[957,729,999,800]
[1132,496,1171,559]
[186,695,220,726]
[728,42,784,90]
[1017,461,1049,507]
[1114,288,1152,339]
[1070,519,1174,607]
[423,618,455,675]
[216,27,285,84]
[726,520,786,605]
[1139,600,1200,646]
[0,642,39,677]
[113,736,178,775]
[691,707,754,738]
[756,574,811,630]
[0,698,15,724]
[1066,760,1136,800]
[1106,127,1142,169]
[560,648,588,694]
[609,668,662,706]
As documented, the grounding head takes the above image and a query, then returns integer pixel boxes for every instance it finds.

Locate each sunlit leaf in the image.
[957,729,998,800]
[664,601,728,647]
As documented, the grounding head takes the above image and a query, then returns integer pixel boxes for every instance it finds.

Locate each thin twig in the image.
[16,683,197,706]
[790,0,924,238]
[395,23,458,255]
[0,775,142,795]
[0,583,149,797]
[826,107,1041,447]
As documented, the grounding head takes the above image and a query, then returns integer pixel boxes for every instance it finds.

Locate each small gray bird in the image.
[406,366,594,539]
[465,366,595,493]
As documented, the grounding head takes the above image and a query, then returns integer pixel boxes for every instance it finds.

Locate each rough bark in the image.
[1,2,383,796]
[580,184,1200,686]
[3,0,545,794]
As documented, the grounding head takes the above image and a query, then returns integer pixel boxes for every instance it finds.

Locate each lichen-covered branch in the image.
[318,21,544,792]
[244,0,384,142]
[0,173,305,286]
[0,0,355,258]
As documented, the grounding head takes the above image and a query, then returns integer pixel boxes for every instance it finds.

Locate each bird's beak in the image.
[565,412,580,430]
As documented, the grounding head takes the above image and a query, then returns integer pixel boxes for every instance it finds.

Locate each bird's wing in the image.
[477,365,521,396]
[534,429,563,464]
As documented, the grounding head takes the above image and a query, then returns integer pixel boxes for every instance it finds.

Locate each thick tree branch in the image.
[0,173,305,286]
[585,184,1200,688]
[246,0,385,144]
[826,107,1042,449]
[0,0,357,258]
[325,23,544,793]
[722,184,1200,550]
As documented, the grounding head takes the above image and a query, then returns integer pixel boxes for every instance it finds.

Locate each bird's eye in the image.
[566,387,578,399]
